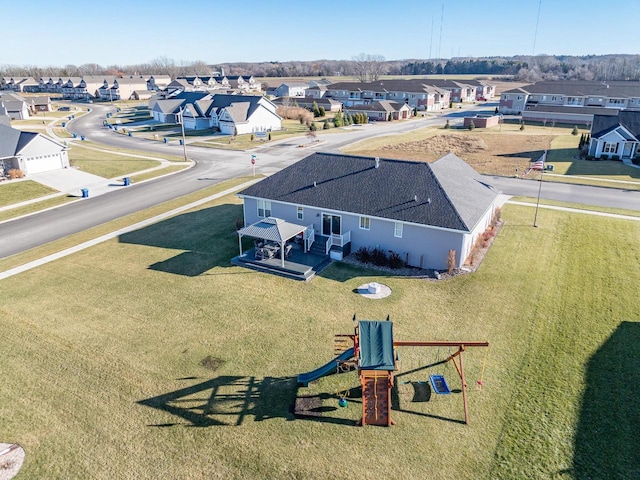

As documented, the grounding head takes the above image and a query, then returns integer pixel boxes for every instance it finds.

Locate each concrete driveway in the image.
[28,167,123,197]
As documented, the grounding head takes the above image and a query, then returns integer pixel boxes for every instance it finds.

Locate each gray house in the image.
[588,110,640,160]
[237,152,500,271]
[0,124,69,175]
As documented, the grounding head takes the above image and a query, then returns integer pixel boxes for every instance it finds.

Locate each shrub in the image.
[318,106,325,117]
[444,119,451,129]
[519,122,525,131]
[268,132,272,141]
[387,251,405,269]
[611,155,620,161]
[371,247,387,266]
[333,112,343,127]
[447,250,456,274]
[310,122,317,131]
[494,107,499,114]
[468,120,475,130]
[323,119,330,130]
[572,125,579,135]
[250,134,254,141]
[8,168,24,179]
[354,247,372,263]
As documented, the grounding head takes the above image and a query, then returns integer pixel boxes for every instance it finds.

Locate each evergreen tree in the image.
[323,119,330,130]
[318,106,325,117]
[312,101,320,117]
[333,112,343,127]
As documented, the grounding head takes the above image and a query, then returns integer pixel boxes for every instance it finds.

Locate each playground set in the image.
[297,316,489,426]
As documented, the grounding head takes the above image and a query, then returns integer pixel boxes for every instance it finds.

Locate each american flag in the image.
[523,151,546,176]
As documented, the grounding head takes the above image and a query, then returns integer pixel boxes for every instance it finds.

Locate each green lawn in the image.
[69,144,161,178]
[0,184,638,479]
[0,180,57,207]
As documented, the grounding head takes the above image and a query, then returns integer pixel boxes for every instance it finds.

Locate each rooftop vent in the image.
[414,195,418,202]
[313,181,317,187]
[375,157,380,169]
[427,198,431,204]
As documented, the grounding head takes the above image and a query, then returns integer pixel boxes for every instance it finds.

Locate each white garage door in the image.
[25,154,63,174]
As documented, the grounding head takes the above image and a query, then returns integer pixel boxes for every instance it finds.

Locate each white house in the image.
[588,110,640,160]
[0,124,70,175]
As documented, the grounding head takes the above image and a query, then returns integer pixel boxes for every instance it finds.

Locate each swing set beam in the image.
[393,341,489,347]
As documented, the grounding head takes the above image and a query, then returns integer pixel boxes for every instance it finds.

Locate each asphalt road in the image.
[1,104,638,260]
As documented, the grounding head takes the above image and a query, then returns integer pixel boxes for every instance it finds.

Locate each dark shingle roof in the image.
[591,110,640,139]
[238,152,498,232]
[504,80,640,98]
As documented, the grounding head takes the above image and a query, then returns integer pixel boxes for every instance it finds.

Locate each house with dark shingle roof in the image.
[237,152,500,270]
[344,101,412,121]
[324,79,451,111]
[0,124,69,175]
[500,81,640,120]
[180,94,281,134]
[588,110,640,160]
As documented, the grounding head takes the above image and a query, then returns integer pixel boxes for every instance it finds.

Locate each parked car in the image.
[58,106,70,111]
[476,96,487,102]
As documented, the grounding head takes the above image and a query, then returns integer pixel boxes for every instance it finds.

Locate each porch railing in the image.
[303,225,315,252]
[325,230,351,255]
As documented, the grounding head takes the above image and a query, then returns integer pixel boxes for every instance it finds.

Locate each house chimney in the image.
[375,157,380,169]
[414,195,418,202]
[313,181,317,187]
[427,197,431,204]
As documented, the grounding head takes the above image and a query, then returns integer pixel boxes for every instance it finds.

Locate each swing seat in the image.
[429,374,451,395]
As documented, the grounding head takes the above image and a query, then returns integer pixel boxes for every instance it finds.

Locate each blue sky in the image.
[3,0,639,66]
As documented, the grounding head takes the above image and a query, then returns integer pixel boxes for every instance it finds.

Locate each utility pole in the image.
[179,107,188,162]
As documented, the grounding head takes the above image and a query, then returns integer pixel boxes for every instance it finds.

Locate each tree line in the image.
[2,54,639,83]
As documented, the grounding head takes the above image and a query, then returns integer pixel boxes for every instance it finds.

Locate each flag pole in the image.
[533,150,546,227]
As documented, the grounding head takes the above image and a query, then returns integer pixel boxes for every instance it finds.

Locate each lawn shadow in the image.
[564,159,640,179]
[119,203,245,276]
[573,321,640,479]
[496,148,546,161]
[138,375,297,427]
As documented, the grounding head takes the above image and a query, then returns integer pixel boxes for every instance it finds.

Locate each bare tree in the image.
[352,53,387,82]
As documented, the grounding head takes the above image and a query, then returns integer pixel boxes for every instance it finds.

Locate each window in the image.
[359,216,370,230]
[394,222,403,238]
[603,142,618,154]
[297,206,303,220]
[257,199,271,217]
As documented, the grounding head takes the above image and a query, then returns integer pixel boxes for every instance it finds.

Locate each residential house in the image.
[305,85,327,99]
[0,124,69,175]
[150,91,211,123]
[500,81,640,122]
[30,96,52,113]
[274,83,309,97]
[0,77,39,92]
[343,101,412,121]
[98,76,148,101]
[324,80,450,111]
[0,92,30,119]
[588,110,640,160]
[237,152,500,271]
[181,94,282,134]
[147,75,172,91]
[131,90,155,101]
[465,79,496,99]
[426,80,478,103]
[61,76,112,100]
